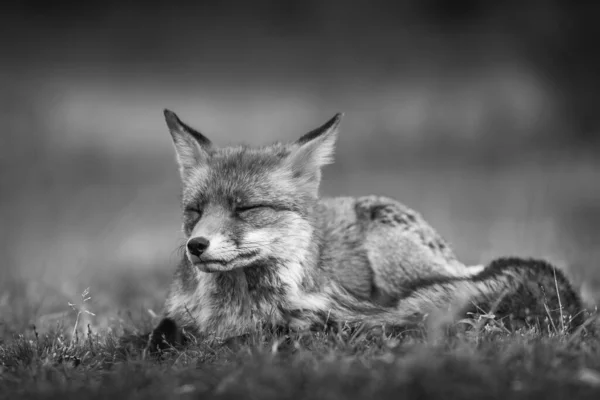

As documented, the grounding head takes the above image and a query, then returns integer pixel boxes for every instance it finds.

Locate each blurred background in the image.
[1,0,599,335]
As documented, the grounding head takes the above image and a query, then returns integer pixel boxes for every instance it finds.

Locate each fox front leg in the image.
[145,317,186,354]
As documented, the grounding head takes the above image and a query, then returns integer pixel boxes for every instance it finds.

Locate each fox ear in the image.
[286,113,342,192]
[164,109,212,180]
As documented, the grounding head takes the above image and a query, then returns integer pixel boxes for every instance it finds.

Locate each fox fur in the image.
[147,110,584,351]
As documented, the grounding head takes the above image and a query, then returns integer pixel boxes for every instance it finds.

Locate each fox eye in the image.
[235,205,267,214]
[184,206,203,219]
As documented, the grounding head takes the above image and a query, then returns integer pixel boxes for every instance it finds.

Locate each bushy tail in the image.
[329,257,585,332]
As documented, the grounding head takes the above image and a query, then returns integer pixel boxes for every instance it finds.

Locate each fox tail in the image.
[329,257,586,333]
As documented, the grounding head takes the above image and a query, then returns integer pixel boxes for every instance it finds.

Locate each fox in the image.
[146,109,584,352]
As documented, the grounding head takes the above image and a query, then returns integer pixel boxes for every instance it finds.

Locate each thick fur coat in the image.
[147,110,584,351]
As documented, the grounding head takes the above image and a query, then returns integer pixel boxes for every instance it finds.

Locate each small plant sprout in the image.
[67,287,95,345]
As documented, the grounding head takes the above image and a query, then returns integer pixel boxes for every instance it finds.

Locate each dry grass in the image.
[2,299,600,399]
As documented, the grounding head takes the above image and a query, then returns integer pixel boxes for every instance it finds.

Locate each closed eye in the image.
[236,204,297,214]
[184,207,203,218]
[235,204,269,213]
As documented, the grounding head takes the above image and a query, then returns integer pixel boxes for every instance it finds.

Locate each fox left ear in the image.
[286,113,342,192]
[164,109,213,180]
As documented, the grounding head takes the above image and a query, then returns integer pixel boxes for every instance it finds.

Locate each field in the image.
[2,4,600,395]
[3,87,600,398]
[1,316,600,399]
[2,148,600,398]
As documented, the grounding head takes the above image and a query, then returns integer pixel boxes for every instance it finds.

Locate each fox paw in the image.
[144,317,185,356]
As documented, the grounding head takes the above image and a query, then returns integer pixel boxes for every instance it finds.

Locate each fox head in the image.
[164,109,342,273]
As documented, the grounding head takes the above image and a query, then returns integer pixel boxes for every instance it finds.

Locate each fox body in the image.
[149,110,583,349]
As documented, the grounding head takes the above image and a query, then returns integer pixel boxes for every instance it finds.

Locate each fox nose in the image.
[187,237,210,257]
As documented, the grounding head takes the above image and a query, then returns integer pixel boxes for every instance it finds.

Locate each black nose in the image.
[187,237,210,257]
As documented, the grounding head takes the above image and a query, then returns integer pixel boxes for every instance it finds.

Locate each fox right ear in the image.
[284,113,342,196]
[164,109,212,180]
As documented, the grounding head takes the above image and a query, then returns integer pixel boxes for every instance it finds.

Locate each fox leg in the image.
[355,197,481,305]
[145,317,186,354]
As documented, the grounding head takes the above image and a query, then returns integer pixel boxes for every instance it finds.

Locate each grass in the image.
[1,267,600,399]
[2,307,600,399]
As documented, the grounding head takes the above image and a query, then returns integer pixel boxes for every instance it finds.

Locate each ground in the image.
[2,311,600,399]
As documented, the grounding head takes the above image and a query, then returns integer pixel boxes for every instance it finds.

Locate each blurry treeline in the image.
[2,0,600,165]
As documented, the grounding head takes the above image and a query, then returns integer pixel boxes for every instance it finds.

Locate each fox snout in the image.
[187,237,210,258]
